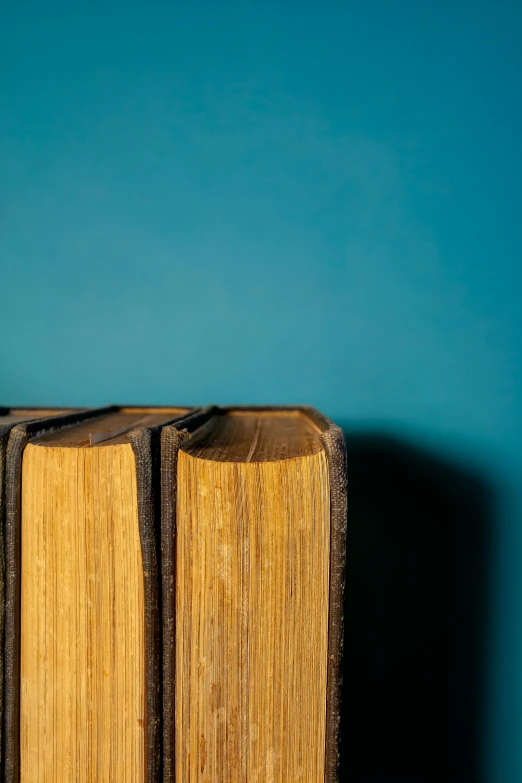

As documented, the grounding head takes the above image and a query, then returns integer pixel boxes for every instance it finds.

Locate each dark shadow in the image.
[337,429,494,783]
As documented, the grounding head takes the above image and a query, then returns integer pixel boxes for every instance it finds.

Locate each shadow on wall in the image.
[338,430,493,783]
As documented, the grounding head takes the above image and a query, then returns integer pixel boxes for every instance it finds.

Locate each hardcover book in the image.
[0,407,81,769]
[4,406,196,783]
[160,406,347,782]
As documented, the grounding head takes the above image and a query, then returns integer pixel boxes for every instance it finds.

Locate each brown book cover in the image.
[2,405,198,783]
[160,406,347,783]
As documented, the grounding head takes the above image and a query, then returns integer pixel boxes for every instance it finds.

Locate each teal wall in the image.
[1,3,520,780]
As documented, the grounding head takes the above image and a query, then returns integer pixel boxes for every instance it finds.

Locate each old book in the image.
[0,407,83,768]
[4,406,195,783]
[161,407,347,782]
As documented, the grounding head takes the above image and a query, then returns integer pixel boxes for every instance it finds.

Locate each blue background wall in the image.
[1,2,520,780]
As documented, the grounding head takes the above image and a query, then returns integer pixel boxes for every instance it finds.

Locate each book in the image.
[160,406,347,782]
[4,406,196,783]
[0,408,82,769]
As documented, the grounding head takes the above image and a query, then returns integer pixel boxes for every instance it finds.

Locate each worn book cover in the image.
[3,406,197,783]
[160,406,347,782]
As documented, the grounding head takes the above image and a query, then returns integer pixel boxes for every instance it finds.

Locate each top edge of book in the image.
[27,408,191,449]
[0,408,81,426]
[180,408,328,464]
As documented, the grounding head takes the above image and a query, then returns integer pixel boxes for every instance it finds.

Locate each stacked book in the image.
[0,406,347,782]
